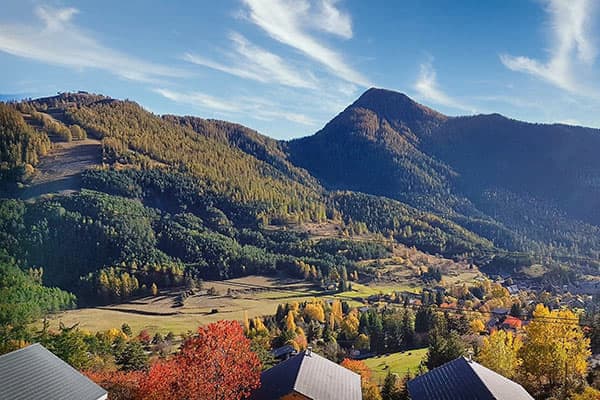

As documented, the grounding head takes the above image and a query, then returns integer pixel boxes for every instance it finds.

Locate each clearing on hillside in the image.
[19,138,102,199]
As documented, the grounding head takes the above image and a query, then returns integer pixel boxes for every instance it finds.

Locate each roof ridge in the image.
[291,351,306,391]
[468,357,531,398]
[0,343,42,360]
[460,357,499,400]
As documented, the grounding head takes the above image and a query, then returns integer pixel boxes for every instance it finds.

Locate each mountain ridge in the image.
[3,88,600,280]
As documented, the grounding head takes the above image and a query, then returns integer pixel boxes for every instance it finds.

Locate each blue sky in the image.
[1,0,599,139]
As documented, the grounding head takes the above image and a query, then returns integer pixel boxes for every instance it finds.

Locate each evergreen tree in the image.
[115,340,149,371]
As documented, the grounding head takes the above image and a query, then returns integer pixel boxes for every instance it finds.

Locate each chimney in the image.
[466,349,474,362]
[306,346,312,356]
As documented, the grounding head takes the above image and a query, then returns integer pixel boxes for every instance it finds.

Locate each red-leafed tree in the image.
[140,320,262,400]
[85,370,144,400]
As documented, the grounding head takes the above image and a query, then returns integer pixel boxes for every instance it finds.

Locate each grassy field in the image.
[42,238,484,336]
[44,276,420,335]
[363,348,428,382]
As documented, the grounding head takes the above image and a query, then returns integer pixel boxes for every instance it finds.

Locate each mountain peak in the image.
[352,87,446,121]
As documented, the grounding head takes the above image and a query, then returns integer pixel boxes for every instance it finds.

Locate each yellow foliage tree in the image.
[328,312,336,332]
[285,310,297,332]
[571,386,600,400]
[252,318,268,335]
[519,304,590,397]
[106,327,127,342]
[341,312,360,340]
[303,303,326,322]
[331,300,343,323]
[478,330,522,379]
[470,319,486,334]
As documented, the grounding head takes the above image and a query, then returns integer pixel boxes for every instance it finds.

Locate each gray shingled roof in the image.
[407,357,534,400]
[0,343,108,400]
[251,349,362,400]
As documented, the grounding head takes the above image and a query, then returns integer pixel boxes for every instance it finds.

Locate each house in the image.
[486,316,500,331]
[272,344,297,361]
[407,357,534,400]
[0,343,108,400]
[506,285,519,295]
[251,349,362,400]
[501,316,523,332]
[491,307,510,316]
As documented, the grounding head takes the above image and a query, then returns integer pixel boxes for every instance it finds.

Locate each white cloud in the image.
[0,6,185,83]
[154,88,241,113]
[241,0,370,86]
[500,0,597,94]
[154,88,316,126]
[413,61,473,113]
[314,0,353,39]
[183,32,317,89]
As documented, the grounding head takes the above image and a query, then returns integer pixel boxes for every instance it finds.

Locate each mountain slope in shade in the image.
[287,88,461,213]
[288,88,600,260]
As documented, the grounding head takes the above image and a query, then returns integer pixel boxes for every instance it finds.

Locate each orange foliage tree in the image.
[88,321,261,400]
[140,320,261,400]
[341,358,382,400]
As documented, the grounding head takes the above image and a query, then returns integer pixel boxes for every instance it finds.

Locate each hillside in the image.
[2,88,600,306]
[0,92,494,307]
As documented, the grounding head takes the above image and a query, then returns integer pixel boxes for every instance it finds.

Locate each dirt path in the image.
[19,138,102,199]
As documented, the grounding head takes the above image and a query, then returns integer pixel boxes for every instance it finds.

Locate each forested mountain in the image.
[289,88,600,264]
[2,88,600,305]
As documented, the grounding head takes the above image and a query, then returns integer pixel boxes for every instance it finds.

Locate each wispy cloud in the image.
[240,0,370,86]
[154,88,316,126]
[183,32,317,89]
[500,0,597,94]
[155,88,241,113]
[0,5,185,83]
[413,61,473,113]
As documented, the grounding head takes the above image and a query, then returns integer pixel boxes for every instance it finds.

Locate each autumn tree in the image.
[139,320,261,400]
[469,319,485,334]
[331,299,343,323]
[85,370,143,400]
[285,310,297,332]
[341,311,360,340]
[341,358,382,400]
[303,302,325,322]
[519,304,590,399]
[477,330,522,379]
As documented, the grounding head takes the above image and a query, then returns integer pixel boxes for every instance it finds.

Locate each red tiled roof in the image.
[502,316,522,329]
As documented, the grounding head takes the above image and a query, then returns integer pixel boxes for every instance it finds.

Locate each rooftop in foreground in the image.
[251,349,362,400]
[408,357,534,400]
[0,343,108,400]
